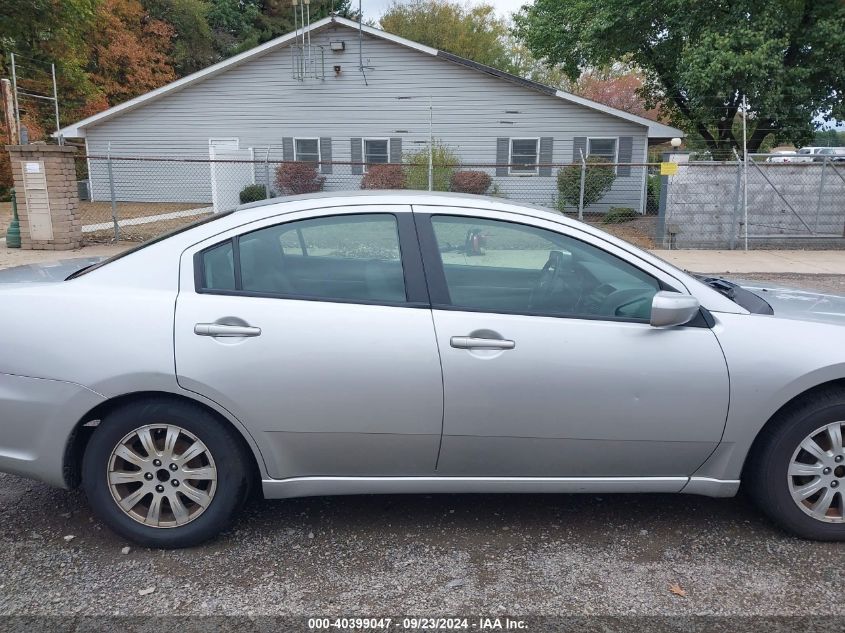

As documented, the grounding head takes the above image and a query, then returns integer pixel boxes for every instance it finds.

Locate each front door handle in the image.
[194,323,262,337]
[450,336,515,350]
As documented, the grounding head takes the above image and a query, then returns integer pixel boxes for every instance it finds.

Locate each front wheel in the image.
[82,398,251,548]
[747,388,845,540]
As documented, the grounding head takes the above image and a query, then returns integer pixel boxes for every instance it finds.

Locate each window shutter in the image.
[496,138,510,176]
[389,138,402,164]
[320,138,332,174]
[572,137,587,162]
[351,138,363,175]
[282,137,294,162]
[539,137,554,176]
[617,136,633,176]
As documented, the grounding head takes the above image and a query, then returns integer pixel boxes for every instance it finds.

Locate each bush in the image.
[450,170,491,195]
[645,173,661,214]
[274,161,325,195]
[361,164,406,189]
[239,183,268,204]
[556,156,616,212]
[405,141,458,191]
[602,207,639,224]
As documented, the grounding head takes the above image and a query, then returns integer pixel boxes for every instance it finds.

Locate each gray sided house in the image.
[58,16,683,212]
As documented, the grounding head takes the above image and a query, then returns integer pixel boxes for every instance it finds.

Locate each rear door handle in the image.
[450,336,515,350]
[194,323,262,337]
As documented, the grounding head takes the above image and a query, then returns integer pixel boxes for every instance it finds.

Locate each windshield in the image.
[797,148,812,154]
[66,210,235,280]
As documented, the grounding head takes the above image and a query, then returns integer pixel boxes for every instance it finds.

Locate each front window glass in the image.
[430,216,659,320]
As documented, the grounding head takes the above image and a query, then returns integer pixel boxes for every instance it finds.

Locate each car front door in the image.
[414,207,729,479]
[175,207,443,480]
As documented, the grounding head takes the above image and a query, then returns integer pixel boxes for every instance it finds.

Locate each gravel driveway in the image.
[1,274,844,625]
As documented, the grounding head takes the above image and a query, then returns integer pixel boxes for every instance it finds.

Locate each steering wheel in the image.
[529,250,581,312]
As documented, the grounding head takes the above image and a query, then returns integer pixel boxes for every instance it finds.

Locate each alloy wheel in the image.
[107,424,218,528]
[787,421,845,523]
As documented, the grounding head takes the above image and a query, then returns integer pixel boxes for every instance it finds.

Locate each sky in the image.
[362,0,532,21]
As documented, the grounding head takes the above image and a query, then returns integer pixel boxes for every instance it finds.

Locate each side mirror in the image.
[650,291,700,327]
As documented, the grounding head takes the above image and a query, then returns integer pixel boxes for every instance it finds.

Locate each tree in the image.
[573,69,661,121]
[86,0,176,108]
[380,0,516,73]
[143,0,215,75]
[515,0,845,158]
[405,141,459,192]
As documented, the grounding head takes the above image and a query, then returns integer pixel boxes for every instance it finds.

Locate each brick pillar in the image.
[5,144,83,250]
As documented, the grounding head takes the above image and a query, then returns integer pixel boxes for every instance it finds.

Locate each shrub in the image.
[556,156,616,212]
[274,161,325,195]
[450,170,491,195]
[239,183,268,204]
[405,141,458,191]
[602,207,639,224]
[361,164,406,189]
[645,173,661,214]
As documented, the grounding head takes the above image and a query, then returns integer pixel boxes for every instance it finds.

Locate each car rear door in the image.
[413,206,730,479]
[174,206,444,480]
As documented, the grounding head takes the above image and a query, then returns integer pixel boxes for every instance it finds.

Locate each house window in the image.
[364,139,390,170]
[587,138,618,163]
[509,138,539,174]
[295,138,320,164]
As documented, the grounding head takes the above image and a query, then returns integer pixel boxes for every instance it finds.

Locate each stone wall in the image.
[6,144,83,250]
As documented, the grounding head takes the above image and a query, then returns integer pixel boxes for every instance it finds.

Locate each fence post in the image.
[815,157,828,233]
[578,148,586,221]
[729,150,743,250]
[264,146,272,198]
[106,148,120,241]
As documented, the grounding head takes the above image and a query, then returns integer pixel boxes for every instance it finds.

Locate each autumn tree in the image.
[574,69,661,121]
[86,0,176,107]
[380,0,515,73]
[143,0,215,75]
[515,0,845,157]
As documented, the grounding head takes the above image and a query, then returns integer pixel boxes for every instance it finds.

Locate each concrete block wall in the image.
[661,163,845,249]
[6,144,83,250]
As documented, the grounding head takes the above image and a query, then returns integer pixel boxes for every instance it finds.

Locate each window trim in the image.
[363,137,391,172]
[413,212,711,327]
[587,136,619,173]
[194,211,430,307]
[294,137,321,164]
[508,137,540,176]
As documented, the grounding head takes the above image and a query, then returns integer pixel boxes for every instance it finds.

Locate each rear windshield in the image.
[66,210,235,280]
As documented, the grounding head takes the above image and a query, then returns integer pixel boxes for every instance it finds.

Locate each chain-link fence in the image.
[658,154,845,249]
[75,154,654,244]
[74,152,845,250]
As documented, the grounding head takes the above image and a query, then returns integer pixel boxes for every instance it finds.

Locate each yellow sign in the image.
[660,162,679,176]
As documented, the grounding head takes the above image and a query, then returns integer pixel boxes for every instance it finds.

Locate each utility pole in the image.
[1,79,18,145]
[741,94,748,252]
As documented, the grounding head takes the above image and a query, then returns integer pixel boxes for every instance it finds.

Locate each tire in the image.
[82,397,252,548]
[746,387,845,541]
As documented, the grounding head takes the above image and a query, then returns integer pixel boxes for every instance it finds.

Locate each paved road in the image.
[1,273,844,620]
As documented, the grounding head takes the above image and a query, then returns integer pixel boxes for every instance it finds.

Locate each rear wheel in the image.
[747,388,845,540]
[82,398,251,548]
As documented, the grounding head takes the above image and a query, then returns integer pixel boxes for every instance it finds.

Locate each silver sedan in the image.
[1,191,844,547]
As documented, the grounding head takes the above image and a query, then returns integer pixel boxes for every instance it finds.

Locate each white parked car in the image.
[765,150,797,163]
